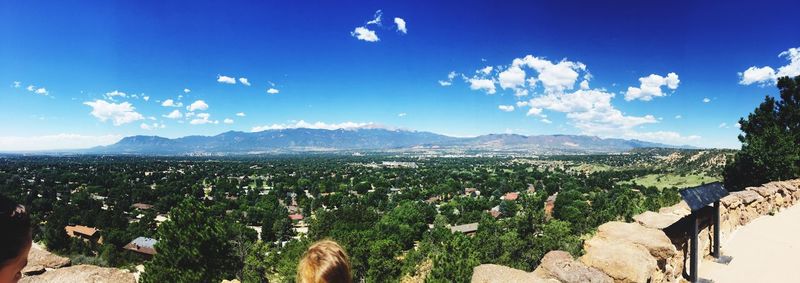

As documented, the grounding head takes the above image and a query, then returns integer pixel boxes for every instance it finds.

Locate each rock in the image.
[22,265,45,276]
[471,264,557,283]
[27,244,70,269]
[720,194,742,208]
[657,201,691,218]
[594,222,677,260]
[633,211,682,230]
[730,190,763,205]
[750,185,779,198]
[19,265,135,283]
[532,251,613,283]
[580,237,657,283]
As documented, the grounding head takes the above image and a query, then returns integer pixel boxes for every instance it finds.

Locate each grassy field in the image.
[619,172,720,189]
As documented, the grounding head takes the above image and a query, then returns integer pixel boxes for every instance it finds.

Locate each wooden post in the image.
[690,213,699,283]
[713,200,721,258]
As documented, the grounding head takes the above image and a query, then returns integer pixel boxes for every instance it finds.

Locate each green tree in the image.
[725,76,800,190]
[141,199,238,282]
[366,239,402,283]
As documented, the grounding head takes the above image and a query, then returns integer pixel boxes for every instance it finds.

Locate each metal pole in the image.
[690,213,698,283]
[713,200,721,258]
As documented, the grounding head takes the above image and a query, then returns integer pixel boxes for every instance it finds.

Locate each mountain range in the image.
[83,128,695,155]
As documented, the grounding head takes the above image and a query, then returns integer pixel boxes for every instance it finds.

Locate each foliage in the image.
[725,76,800,190]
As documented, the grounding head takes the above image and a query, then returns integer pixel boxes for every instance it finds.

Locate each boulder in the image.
[19,265,135,283]
[593,222,677,260]
[532,251,613,283]
[27,244,70,269]
[750,185,779,198]
[633,211,682,230]
[657,201,691,218]
[21,265,46,276]
[720,194,742,208]
[580,237,657,283]
[730,190,763,205]
[471,264,556,283]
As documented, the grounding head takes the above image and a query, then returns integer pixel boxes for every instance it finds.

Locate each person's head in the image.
[297,240,352,283]
[0,195,31,283]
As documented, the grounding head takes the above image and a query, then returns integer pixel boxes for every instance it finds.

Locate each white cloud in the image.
[367,10,382,25]
[12,81,21,88]
[83,100,144,126]
[143,96,150,101]
[140,123,164,130]
[739,47,800,85]
[719,123,728,128]
[438,71,457,86]
[190,113,217,125]
[161,99,183,107]
[239,77,251,86]
[580,80,590,90]
[498,105,515,112]
[398,112,407,117]
[703,98,711,103]
[251,120,386,132]
[217,75,236,84]
[25,84,49,96]
[266,88,280,94]
[184,88,191,93]
[187,100,209,111]
[739,66,776,86]
[0,134,123,151]
[459,54,700,145]
[236,112,246,117]
[468,78,496,94]
[163,109,182,119]
[394,17,407,34]
[735,122,741,129]
[224,118,234,124]
[105,90,127,100]
[351,26,379,42]
[480,66,493,75]
[624,72,680,101]
[498,66,526,90]
[512,55,585,93]
[675,115,682,119]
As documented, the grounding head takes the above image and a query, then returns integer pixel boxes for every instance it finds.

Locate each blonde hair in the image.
[297,240,353,283]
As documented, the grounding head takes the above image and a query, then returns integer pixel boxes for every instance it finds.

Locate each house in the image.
[131,203,153,210]
[289,213,304,221]
[124,237,158,258]
[502,192,519,201]
[65,225,102,244]
[449,222,479,236]
[464,188,480,196]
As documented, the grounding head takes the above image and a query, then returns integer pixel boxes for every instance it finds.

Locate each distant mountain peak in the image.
[88,128,694,155]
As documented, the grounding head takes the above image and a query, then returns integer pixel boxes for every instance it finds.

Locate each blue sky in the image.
[1,0,798,151]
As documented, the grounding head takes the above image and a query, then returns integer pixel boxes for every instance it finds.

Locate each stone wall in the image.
[471,179,800,283]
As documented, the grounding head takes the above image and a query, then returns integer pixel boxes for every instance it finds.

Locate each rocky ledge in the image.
[471,179,800,283]
[20,244,135,283]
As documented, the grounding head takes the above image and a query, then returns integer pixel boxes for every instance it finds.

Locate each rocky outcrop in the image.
[21,244,134,283]
[532,251,612,283]
[19,264,136,283]
[22,244,71,276]
[471,264,556,283]
[579,222,679,283]
[471,179,800,283]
